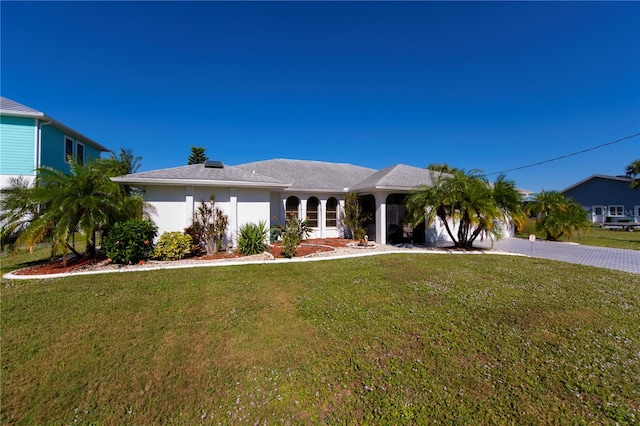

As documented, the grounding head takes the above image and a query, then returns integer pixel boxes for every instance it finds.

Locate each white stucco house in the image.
[112,158,516,246]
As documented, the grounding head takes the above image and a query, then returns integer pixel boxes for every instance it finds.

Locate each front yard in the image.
[1,252,638,424]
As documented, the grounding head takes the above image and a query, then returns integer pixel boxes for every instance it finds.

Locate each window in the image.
[286,196,299,219]
[608,205,624,216]
[76,142,84,165]
[326,197,338,227]
[307,197,319,227]
[594,207,603,215]
[65,137,74,163]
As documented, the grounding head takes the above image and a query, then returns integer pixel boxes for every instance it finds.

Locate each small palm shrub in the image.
[102,219,157,264]
[237,222,268,256]
[153,232,193,261]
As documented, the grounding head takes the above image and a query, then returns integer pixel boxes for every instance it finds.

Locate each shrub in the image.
[102,219,157,264]
[343,192,368,240]
[237,222,268,256]
[188,195,228,254]
[280,216,311,258]
[153,232,193,261]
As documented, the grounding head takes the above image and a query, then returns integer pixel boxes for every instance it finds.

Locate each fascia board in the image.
[0,110,45,118]
[283,187,350,193]
[111,177,291,189]
[352,185,417,192]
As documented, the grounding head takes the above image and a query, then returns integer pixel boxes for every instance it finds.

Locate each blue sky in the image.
[2,1,639,192]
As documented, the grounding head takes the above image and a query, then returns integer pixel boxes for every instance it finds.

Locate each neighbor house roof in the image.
[351,164,442,191]
[111,163,290,189]
[0,97,44,116]
[235,158,377,192]
[561,174,633,193]
[0,96,110,153]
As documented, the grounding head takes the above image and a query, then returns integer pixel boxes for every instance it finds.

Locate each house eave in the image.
[283,187,349,193]
[0,110,45,118]
[352,185,417,193]
[111,177,290,189]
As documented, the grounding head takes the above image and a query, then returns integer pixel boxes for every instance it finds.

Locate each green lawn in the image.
[516,226,640,250]
[2,252,639,424]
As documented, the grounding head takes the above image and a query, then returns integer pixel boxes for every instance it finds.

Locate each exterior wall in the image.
[0,116,37,177]
[235,188,271,245]
[142,185,272,247]
[0,115,107,191]
[40,124,104,172]
[563,177,640,221]
[144,185,191,237]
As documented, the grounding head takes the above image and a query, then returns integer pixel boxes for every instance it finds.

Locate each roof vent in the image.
[204,160,224,169]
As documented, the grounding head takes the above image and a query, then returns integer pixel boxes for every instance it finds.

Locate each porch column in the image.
[339,198,346,238]
[301,198,307,221]
[375,193,386,245]
[229,188,238,247]
[185,186,194,228]
[320,199,327,238]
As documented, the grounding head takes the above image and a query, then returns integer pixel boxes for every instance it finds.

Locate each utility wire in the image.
[482,133,640,177]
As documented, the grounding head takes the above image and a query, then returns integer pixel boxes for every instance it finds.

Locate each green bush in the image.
[153,232,193,261]
[237,221,268,256]
[102,219,157,264]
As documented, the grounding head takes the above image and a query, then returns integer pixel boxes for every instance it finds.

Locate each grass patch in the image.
[2,254,639,424]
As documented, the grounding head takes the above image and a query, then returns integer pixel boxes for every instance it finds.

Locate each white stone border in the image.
[2,248,525,281]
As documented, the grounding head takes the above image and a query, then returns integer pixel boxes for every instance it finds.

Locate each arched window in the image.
[326,197,338,227]
[307,197,319,227]
[286,196,300,219]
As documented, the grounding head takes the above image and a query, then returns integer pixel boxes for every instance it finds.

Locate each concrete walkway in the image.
[475,237,640,274]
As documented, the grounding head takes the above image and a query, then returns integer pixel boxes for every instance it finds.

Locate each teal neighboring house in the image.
[0,97,110,189]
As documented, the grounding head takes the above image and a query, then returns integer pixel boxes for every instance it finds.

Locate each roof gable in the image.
[235,159,377,192]
[561,174,632,193]
[352,164,442,191]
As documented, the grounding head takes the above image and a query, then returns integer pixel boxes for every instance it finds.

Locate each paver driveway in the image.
[477,237,640,274]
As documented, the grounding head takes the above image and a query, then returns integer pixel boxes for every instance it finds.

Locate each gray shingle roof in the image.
[112,163,289,188]
[0,97,44,116]
[235,159,377,192]
[351,164,442,191]
[113,159,448,192]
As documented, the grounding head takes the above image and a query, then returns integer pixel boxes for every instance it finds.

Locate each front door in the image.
[592,206,605,223]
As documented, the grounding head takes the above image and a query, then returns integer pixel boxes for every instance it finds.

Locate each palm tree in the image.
[405,170,524,249]
[0,177,41,250]
[15,157,145,262]
[625,159,640,189]
[426,163,459,174]
[525,190,589,241]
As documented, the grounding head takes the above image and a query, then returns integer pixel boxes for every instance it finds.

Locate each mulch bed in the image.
[11,238,355,276]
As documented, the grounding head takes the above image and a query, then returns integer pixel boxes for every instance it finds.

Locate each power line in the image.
[482,133,640,177]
